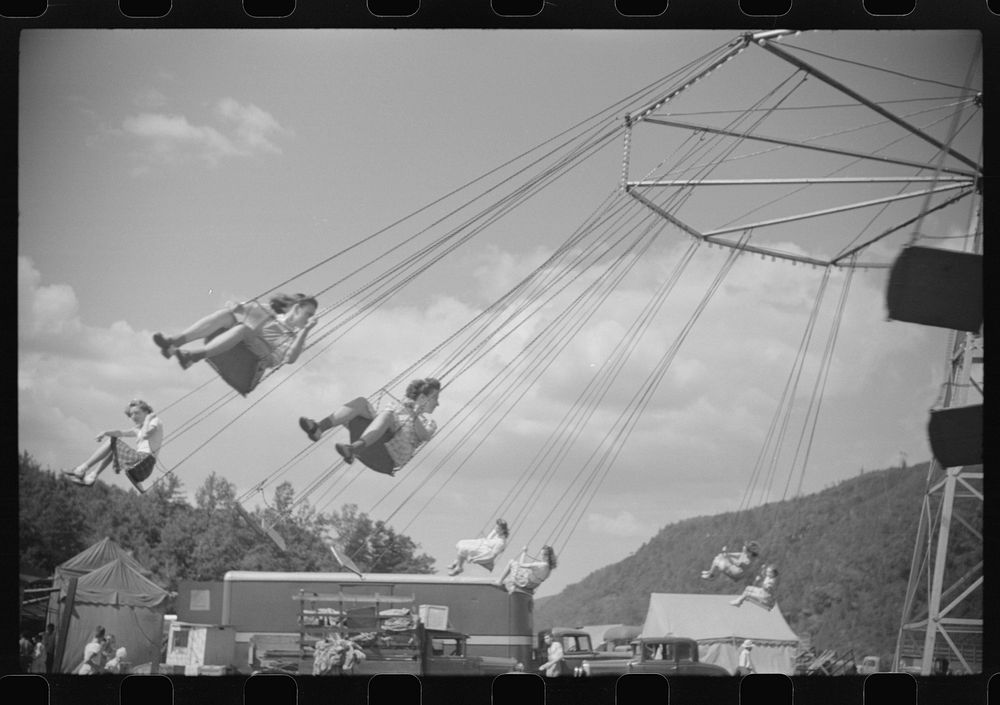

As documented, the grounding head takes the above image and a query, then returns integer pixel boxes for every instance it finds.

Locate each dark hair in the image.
[125,399,153,417]
[495,519,509,537]
[269,293,318,315]
[541,545,557,569]
[405,377,441,400]
[94,626,105,639]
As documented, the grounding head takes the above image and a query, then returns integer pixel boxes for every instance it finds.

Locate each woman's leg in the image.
[334,410,393,463]
[300,398,373,443]
[320,398,374,433]
[86,454,114,482]
[173,309,239,346]
[64,438,113,476]
[175,324,253,368]
[357,411,394,447]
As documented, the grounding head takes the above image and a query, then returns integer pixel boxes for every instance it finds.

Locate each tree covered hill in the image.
[535,461,981,665]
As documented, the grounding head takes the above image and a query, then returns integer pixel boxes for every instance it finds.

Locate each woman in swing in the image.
[298,377,441,472]
[62,399,163,488]
[700,540,760,581]
[447,519,510,576]
[152,293,318,372]
[731,564,779,610]
[495,544,557,594]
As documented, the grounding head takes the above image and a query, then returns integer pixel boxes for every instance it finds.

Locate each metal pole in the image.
[703,183,968,237]
[643,118,978,178]
[628,176,974,187]
[54,577,76,674]
[756,39,980,172]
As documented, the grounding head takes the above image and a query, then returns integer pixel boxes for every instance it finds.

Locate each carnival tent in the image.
[640,593,800,675]
[47,536,152,634]
[53,536,151,582]
[57,558,169,673]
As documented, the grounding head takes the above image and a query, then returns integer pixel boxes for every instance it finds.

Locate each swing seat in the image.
[886,246,982,333]
[204,328,268,396]
[327,540,364,578]
[927,403,982,468]
[234,503,287,552]
[742,595,775,611]
[347,416,398,475]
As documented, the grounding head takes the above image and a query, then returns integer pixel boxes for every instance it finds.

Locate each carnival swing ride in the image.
[138,30,981,598]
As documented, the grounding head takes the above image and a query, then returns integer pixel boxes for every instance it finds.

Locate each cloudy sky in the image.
[18,29,982,597]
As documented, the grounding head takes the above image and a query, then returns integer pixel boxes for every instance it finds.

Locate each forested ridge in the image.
[18,451,435,598]
[534,460,982,666]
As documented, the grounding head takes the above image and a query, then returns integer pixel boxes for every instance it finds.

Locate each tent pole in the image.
[55,577,77,673]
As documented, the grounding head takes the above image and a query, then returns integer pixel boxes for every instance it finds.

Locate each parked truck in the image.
[575,637,731,677]
[254,623,516,676]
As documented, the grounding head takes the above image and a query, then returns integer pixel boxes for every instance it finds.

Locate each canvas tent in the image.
[640,593,800,675]
[47,536,152,631]
[53,536,151,582]
[57,558,169,673]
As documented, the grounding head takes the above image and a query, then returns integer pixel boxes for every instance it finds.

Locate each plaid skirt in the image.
[109,438,156,484]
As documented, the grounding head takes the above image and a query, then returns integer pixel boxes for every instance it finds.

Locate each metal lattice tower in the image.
[893,204,983,676]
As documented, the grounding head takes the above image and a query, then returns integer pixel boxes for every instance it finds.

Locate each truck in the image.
[253,622,517,676]
[575,637,731,677]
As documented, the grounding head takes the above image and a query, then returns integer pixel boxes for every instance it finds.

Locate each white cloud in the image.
[215,97,292,154]
[121,98,291,170]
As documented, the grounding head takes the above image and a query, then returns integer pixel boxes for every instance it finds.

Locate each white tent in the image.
[640,593,800,675]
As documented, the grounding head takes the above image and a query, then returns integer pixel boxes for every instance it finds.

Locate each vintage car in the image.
[575,636,731,677]
[535,627,627,675]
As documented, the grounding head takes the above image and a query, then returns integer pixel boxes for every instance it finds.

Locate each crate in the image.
[419,605,449,631]
[166,622,236,667]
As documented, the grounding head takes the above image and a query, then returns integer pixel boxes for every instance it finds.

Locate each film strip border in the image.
[2,2,996,705]
[3,671,998,704]
[2,0,1000,23]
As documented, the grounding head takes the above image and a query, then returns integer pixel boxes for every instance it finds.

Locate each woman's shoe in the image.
[175,349,195,370]
[335,443,355,464]
[61,464,88,479]
[152,333,176,358]
[299,417,322,442]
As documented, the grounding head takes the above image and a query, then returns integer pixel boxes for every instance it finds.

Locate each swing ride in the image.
[136,30,980,661]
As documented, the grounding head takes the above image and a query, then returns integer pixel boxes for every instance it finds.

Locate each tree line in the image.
[18,451,435,599]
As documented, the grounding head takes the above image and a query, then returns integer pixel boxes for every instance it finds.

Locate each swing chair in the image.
[886,245,982,333]
[342,388,427,476]
[345,416,398,476]
[234,502,288,552]
[203,327,271,397]
[928,402,982,468]
[325,538,365,578]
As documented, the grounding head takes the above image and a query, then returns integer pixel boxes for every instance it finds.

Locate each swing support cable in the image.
[547,233,750,552]
[364,199,667,526]
[755,37,980,172]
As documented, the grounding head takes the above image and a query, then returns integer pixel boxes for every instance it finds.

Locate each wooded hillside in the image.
[534,461,982,666]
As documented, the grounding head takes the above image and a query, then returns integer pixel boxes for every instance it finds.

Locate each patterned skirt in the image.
[109,438,156,484]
